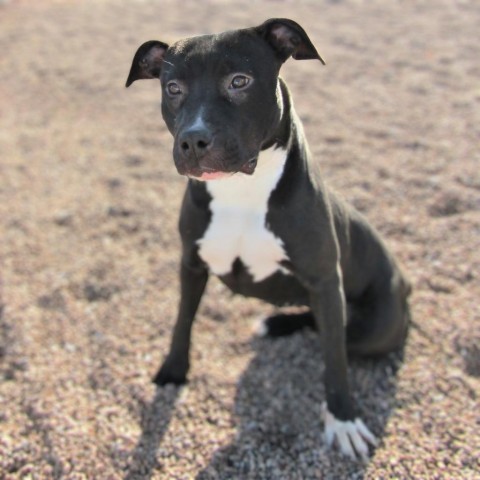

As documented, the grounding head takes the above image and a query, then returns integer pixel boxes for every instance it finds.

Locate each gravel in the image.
[1,0,479,478]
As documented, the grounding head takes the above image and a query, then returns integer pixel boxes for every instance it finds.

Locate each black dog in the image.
[126,18,411,459]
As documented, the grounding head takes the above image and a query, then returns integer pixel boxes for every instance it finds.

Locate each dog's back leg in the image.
[259,302,380,338]
[346,274,411,356]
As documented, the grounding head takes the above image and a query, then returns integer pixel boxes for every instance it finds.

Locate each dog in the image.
[126,18,411,460]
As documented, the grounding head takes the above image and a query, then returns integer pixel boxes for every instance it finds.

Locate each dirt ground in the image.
[1,0,479,478]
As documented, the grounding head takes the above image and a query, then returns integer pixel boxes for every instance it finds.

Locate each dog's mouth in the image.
[187,157,258,181]
[192,171,233,181]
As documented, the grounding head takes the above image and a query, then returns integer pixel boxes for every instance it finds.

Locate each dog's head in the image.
[126,19,324,180]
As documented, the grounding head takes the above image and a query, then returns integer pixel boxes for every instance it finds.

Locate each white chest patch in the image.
[197,146,290,282]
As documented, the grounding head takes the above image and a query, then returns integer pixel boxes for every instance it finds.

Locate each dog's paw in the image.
[322,402,378,461]
[152,356,189,386]
[254,311,316,338]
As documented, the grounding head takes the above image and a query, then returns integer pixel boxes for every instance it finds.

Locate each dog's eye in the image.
[230,75,250,90]
[167,81,182,95]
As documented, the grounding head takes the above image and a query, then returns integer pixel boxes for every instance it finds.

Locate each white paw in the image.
[322,402,378,461]
[251,315,268,337]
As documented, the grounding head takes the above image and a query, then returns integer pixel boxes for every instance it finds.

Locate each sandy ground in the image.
[1,0,479,478]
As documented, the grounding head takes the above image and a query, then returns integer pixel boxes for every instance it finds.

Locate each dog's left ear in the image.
[256,18,325,64]
[125,40,169,87]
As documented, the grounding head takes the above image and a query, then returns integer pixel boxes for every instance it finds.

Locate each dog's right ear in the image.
[125,40,169,87]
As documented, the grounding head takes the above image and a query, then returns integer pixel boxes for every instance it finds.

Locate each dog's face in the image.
[159,32,282,180]
[126,19,324,180]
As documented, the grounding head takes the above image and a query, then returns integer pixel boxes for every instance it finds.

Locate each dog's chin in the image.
[184,157,258,181]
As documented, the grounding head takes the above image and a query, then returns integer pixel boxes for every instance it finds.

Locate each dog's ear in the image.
[256,18,325,64]
[125,40,169,87]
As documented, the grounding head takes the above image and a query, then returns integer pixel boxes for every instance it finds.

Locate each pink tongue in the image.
[197,171,231,180]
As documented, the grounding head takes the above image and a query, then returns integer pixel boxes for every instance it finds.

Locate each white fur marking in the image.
[189,108,207,131]
[322,402,378,461]
[252,315,269,337]
[197,146,289,282]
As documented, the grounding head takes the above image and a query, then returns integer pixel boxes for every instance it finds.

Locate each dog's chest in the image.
[197,146,289,282]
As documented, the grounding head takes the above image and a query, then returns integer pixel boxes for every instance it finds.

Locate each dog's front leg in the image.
[153,259,208,386]
[309,264,378,460]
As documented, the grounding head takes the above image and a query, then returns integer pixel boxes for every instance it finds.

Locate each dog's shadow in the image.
[196,330,406,479]
[124,329,405,479]
[124,385,179,480]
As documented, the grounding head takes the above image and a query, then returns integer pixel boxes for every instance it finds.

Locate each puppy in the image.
[126,18,411,460]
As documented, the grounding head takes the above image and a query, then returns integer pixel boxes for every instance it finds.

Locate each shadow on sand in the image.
[124,385,179,480]
[124,327,406,479]
[196,331,406,479]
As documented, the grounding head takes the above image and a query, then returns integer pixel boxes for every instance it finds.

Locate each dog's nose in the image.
[178,128,213,160]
